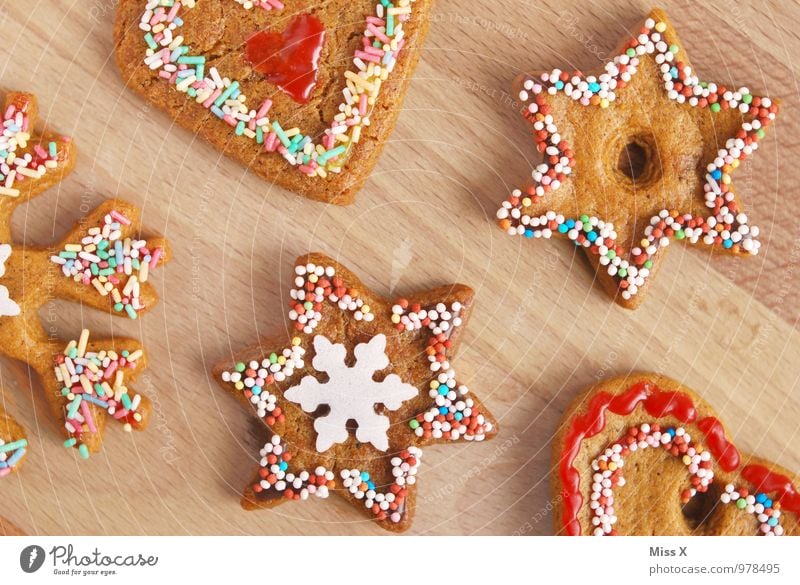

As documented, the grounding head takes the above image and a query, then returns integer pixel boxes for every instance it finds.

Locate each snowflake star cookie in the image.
[215,253,497,531]
[114,0,434,204]
[0,91,170,459]
[497,8,778,308]
[554,373,800,536]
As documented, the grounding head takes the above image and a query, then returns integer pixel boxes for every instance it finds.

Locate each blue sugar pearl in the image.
[588,82,600,93]
[454,412,464,421]
[723,239,733,249]
[439,406,448,415]
[765,499,773,508]
[252,386,262,395]
[711,169,722,180]
[524,229,534,239]
[438,384,449,396]
[768,517,778,526]
[587,231,598,242]
[558,224,568,234]
[360,471,370,482]
[666,428,676,437]
[566,219,575,229]
[756,493,767,503]
[670,67,678,78]
[554,80,564,90]
[279,461,288,471]
[367,481,375,490]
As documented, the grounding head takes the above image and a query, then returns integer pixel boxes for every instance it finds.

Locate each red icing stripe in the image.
[558,380,740,535]
[741,465,800,514]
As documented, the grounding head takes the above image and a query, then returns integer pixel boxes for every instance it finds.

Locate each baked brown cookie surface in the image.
[497,8,778,308]
[114,0,434,204]
[553,373,800,536]
[0,91,171,459]
[214,252,498,531]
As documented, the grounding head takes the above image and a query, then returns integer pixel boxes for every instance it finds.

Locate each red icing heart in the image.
[244,13,326,104]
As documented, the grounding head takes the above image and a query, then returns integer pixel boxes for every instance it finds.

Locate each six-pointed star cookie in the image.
[497,8,778,309]
[215,252,497,532]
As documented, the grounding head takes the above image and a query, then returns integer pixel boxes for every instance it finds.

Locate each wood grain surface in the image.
[0,0,798,535]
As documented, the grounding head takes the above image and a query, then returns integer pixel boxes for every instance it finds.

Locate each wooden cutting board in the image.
[0,0,798,535]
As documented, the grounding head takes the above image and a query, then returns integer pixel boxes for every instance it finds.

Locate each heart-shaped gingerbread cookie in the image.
[114,0,433,204]
[553,373,799,535]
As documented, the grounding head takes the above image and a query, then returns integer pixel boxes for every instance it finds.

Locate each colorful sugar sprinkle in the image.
[53,329,144,458]
[50,210,163,319]
[221,260,493,525]
[137,0,416,176]
[0,97,63,198]
[496,16,777,300]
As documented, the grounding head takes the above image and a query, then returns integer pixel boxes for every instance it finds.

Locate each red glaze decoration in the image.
[558,381,741,535]
[742,465,800,514]
[244,13,326,104]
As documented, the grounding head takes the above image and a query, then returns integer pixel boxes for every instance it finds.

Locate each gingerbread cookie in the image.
[0,91,171,458]
[0,405,27,477]
[496,8,778,308]
[114,0,434,204]
[214,252,497,531]
[553,373,800,536]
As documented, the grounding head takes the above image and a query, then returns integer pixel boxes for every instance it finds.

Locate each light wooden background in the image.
[0,0,798,536]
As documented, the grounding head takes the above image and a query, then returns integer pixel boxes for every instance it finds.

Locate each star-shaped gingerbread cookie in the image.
[214,253,497,531]
[0,91,171,459]
[496,8,778,308]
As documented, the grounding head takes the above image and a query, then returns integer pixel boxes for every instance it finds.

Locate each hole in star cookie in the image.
[681,481,723,533]
[617,141,648,181]
[614,133,662,187]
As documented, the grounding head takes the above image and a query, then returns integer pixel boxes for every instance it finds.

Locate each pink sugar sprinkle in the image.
[203,89,221,108]
[113,409,129,420]
[264,132,278,152]
[256,99,273,118]
[223,115,236,127]
[323,134,335,150]
[363,45,384,56]
[159,71,172,80]
[355,50,381,63]
[150,248,163,270]
[167,3,180,21]
[359,94,368,115]
[104,361,118,380]
[299,165,315,175]
[0,468,11,477]
[4,105,13,119]
[111,210,131,225]
[81,401,97,433]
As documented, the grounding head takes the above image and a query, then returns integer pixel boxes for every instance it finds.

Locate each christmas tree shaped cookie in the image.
[0,91,170,459]
[215,253,498,531]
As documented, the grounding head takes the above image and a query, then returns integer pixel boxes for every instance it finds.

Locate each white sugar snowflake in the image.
[285,334,418,452]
